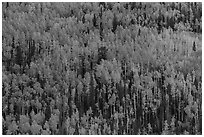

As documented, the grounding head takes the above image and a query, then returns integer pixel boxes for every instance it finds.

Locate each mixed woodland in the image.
[2,2,202,135]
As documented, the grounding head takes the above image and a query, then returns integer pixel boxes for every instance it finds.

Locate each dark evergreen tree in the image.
[112,13,118,33]
[193,41,196,51]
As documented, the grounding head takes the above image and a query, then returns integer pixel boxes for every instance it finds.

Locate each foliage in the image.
[2,2,202,135]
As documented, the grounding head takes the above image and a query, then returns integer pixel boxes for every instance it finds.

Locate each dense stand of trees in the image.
[2,2,202,135]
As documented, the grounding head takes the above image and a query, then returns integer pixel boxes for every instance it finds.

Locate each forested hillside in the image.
[2,2,202,135]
